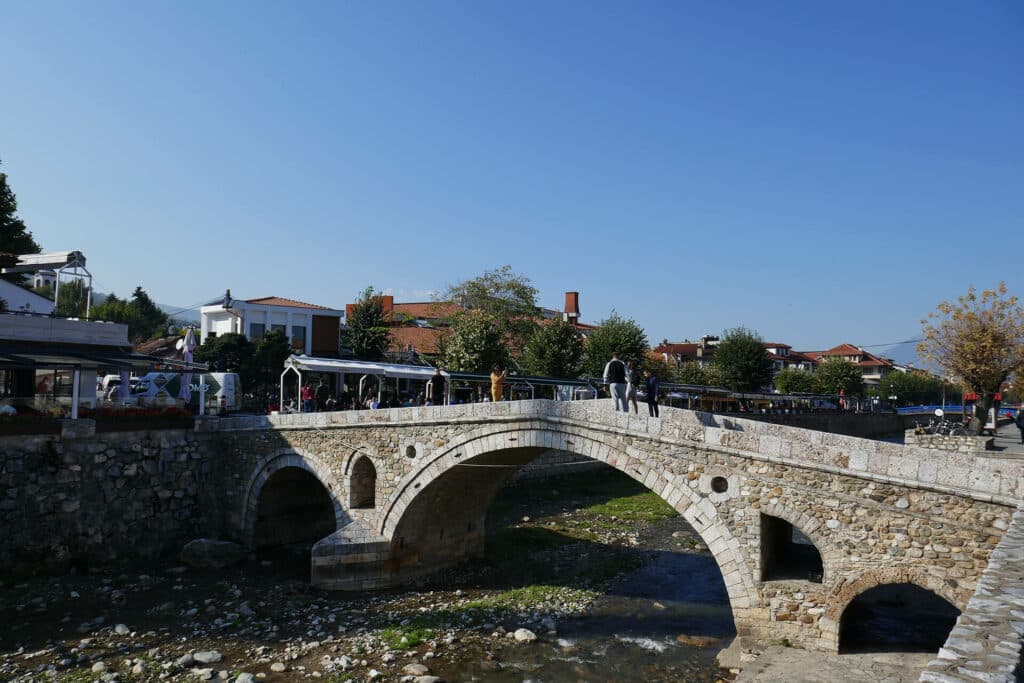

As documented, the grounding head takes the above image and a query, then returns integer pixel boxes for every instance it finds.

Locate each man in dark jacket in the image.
[644,370,660,418]
[1016,409,1024,444]
[429,367,446,406]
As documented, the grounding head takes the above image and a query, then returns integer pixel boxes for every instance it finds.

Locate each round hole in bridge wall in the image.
[405,445,416,459]
[711,476,729,494]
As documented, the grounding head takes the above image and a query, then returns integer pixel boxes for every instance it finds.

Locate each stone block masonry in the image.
[0,427,221,576]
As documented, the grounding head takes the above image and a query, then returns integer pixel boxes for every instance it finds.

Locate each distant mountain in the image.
[879,338,940,372]
[92,292,201,323]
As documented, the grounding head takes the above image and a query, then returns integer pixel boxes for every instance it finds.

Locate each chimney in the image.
[563,291,580,321]
[381,295,394,314]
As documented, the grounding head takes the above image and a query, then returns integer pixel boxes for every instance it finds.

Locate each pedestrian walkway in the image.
[991,422,1024,455]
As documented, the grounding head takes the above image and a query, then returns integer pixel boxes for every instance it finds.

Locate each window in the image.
[271,324,286,334]
[249,323,266,338]
[291,325,306,350]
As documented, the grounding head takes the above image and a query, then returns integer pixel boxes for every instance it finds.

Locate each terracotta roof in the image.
[390,326,447,355]
[816,343,864,357]
[134,336,180,359]
[763,343,792,349]
[245,296,337,311]
[392,301,462,319]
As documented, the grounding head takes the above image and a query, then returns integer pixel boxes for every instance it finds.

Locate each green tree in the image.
[918,283,1024,434]
[54,279,91,318]
[814,357,864,396]
[439,311,508,373]
[0,160,42,284]
[642,353,676,382]
[251,329,293,398]
[130,286,169,340]
[674,361,707,385]
[580,312,649,378]
[440,265,539,355]
[774,367,818,394]
[712,327,773,392]
[343,286,393,361]
[90,287,169,341]
[521,319,584,378]
[194,332,256,385]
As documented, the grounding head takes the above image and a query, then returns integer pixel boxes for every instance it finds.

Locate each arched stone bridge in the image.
[198,399,1023,654]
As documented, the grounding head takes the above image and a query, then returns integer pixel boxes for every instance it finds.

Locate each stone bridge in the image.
[198,399,1024,655]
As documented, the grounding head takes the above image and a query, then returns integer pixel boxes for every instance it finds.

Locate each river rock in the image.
[514,628,537,643]
[402,663,430,675]
[91,661,108,673]
[114,623,130,635]
[270,662,287,672]
[177,653,196,667]
[190,667,213,680]
[180,539,244,569]
[235,675,255,683]
[368,669,382,680]
[415,677,444,683]
[676,634,720,648]
[194,650,223,664]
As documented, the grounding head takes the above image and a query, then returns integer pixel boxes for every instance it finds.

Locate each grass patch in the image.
[380,624,433,649]
[585,490,678,522]
[463,584,597,611]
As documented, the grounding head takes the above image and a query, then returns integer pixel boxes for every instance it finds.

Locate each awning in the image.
[284,355,449,381]
[0,342,208,372]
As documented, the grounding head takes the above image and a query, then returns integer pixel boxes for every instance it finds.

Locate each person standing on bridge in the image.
[603,352,629,412]
[1016,409,1024,444]
[644,369,660,418]
[490,365,509,402]
[428,367,446,406]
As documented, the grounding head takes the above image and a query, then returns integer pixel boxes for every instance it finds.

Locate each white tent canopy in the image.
[279,355,449,412]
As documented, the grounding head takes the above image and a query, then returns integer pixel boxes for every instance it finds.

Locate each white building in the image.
[200,294,345,357]
[0,278,56,314]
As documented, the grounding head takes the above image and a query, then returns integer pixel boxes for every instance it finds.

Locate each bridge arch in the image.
[380,422,759,618]
[756,501,833,584]
[241,447,348,548]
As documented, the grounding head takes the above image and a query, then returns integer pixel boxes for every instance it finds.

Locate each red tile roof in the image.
[392,302,461,319]
[245,296,337,311]
[390,326,447,355]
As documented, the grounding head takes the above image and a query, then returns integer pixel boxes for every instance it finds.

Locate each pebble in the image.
[402,663,430,675]
[114,623,130,635]
[235,674,256,683]
[91,661,108,673]
[514,628,538,643]
[194,650,223,664]
[177,653,196,667]
[368,669,383,680]
[270,662,287,672]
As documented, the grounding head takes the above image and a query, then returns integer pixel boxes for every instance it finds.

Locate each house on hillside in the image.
[347,291,599,361]
[653,335,722,369]
[806,343,896,386]
[200,294,345,357]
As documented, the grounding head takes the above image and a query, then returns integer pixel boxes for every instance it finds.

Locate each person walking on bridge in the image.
[1016,409,1024,444]
[603,352,629,412]
[644,369,660,418]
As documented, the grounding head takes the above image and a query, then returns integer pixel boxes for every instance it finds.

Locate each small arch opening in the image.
[350,456,377,509]
[711,476,729,493]
[760,513,823,582]
[405,445,417,459]
[839,583,960,653]
[254,467,336,550]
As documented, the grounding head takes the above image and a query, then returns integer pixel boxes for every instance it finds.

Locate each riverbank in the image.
[1,467,735,682]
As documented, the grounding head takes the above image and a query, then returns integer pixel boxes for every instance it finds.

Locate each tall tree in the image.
[814,358,864,397]
[439,311,508,373]
[251,329,293,398]
[675,360,708,385]
[342,286,393,361]
[712,327,773,392]
[918,282,1024,434]
[440,266,539,356]
[0,160,42,284]
[53,278,91,318]
[581,312,649,378]
[774,367,818,394]
[194,332,256,382]
[521,318,584,378]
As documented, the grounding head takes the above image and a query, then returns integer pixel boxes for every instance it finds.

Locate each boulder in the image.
[180,539,243,569]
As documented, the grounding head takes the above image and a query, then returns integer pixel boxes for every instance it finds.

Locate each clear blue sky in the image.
[3,1,1021,350]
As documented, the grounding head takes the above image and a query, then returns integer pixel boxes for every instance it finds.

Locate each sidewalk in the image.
[991,422,1024,456]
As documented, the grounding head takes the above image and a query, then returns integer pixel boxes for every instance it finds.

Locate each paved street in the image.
[992,422,1024,455]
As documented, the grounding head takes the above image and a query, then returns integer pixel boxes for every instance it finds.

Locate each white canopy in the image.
[284,355,448,381]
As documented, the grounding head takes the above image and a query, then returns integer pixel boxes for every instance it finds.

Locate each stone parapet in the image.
[904,430,993,453]
[919,504,1024,683]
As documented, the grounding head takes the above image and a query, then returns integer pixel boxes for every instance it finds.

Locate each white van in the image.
[131,372,242,412]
